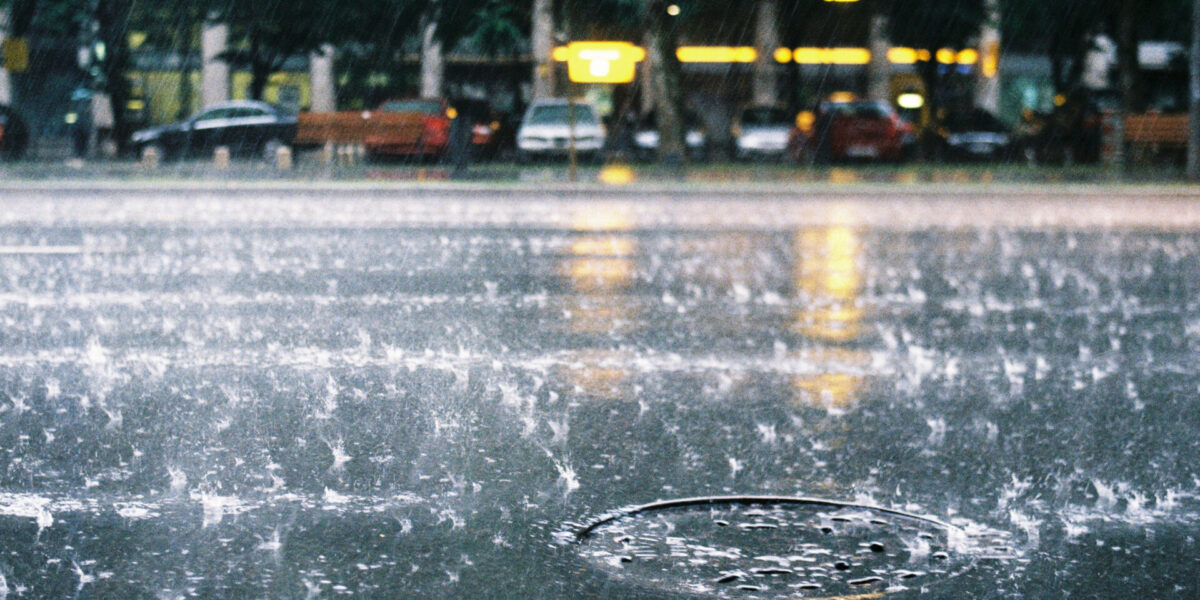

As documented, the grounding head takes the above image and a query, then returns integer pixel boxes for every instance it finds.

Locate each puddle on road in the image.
[567,496,1011,599]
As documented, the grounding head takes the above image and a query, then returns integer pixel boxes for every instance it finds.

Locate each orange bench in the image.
[294,111,426,147]
[1124,113,1187,147]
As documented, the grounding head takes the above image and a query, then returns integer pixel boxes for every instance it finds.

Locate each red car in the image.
[364,98,455,159]
[789,100,916,163]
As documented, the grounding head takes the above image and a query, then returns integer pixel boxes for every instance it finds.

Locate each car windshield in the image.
[640,111,702,129]
[946,111,1008,133]
[526,104,598,126]
[379,100,443,115]
[739,107,790,126]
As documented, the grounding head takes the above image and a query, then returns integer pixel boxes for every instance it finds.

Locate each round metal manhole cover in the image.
[567,496,976,599]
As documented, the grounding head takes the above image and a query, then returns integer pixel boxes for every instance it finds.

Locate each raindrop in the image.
[752,567,793,576]
[849,576,884,586]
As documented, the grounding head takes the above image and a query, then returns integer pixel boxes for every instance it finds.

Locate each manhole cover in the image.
[567,496,976,599]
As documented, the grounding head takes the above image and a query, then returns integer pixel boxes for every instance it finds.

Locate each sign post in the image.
[559,42,645,181]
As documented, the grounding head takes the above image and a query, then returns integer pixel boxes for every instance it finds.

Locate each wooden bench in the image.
[1125,113,1187,147]
[1122,113,1187,164]
[294,111,426,147]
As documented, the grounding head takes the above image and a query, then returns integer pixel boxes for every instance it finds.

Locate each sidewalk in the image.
[0,153,1194,191]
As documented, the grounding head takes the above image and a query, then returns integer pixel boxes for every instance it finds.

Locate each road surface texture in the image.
[1,183,1198,599]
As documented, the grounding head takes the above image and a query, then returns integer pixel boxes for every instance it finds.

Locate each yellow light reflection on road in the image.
[561,206,639,337]
[557,349,633,399]
[791,224,868,410]
[598,164,636,186]
[558,207,640,397]
[791,347,869,410]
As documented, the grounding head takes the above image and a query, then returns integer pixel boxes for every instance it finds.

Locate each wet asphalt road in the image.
[1,184,1199,599]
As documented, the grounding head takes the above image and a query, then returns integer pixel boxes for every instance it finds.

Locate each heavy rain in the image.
[2,1,1200,599]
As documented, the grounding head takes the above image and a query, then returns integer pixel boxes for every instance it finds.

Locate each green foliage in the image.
[880,0,986,51]
[467,0,529,57]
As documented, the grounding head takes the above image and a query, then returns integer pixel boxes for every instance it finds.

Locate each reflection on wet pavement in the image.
[0,190,1198,598]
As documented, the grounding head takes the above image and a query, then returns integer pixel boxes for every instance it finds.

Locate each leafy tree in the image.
[209,0,342,100]
[129,0,209,119]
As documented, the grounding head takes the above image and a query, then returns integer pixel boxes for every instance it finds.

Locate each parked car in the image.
[130,100,296,160]
[632,109,709,161]
[933,108,1014,162]
[0,104,30,161]
[452,98,510,160]
[790,100,915,163]
[365,98,454,160]
[732,105,793,160]
[516,99,606,162]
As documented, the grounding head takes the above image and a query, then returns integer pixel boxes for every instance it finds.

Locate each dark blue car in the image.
[129,100,296,160]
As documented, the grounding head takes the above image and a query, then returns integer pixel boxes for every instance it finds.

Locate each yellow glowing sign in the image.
[677,46,757,63]
[936,48,957,64]
[559,42,645,84]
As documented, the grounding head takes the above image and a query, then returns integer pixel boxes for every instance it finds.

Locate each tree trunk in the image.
[1115,0,1138,168]
[645,0,685,164]
[753,0,780,106]
[249,36,269,100]
[97,0,133,153]
[532,0,554,99]
[201,21,230,107]
[420,1,444,99]
[177,23,197,120]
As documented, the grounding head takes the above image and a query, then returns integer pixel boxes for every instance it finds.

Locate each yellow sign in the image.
[3,38,30,73]
[561,42,644,84]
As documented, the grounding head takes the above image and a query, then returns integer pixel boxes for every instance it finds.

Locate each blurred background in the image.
[0,0,1193,168]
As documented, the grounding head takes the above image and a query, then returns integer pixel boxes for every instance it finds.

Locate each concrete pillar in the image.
[0,9,11,105]
[867,14,891,103]
[532,0,554,99]
[310,44,336,112]
[752,0,780,106]
[201,22,230,107]
[975,0,1001,112]
[420,7,443,99]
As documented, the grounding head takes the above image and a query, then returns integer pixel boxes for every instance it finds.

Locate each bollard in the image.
[275,145,293,170]
[140,146,160,169]
[214,146,231,168]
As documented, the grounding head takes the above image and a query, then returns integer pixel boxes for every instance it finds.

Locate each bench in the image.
[294,111,426,147]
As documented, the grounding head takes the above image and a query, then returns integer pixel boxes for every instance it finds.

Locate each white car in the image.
[732,105,793,160]
[516,99,606,162]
